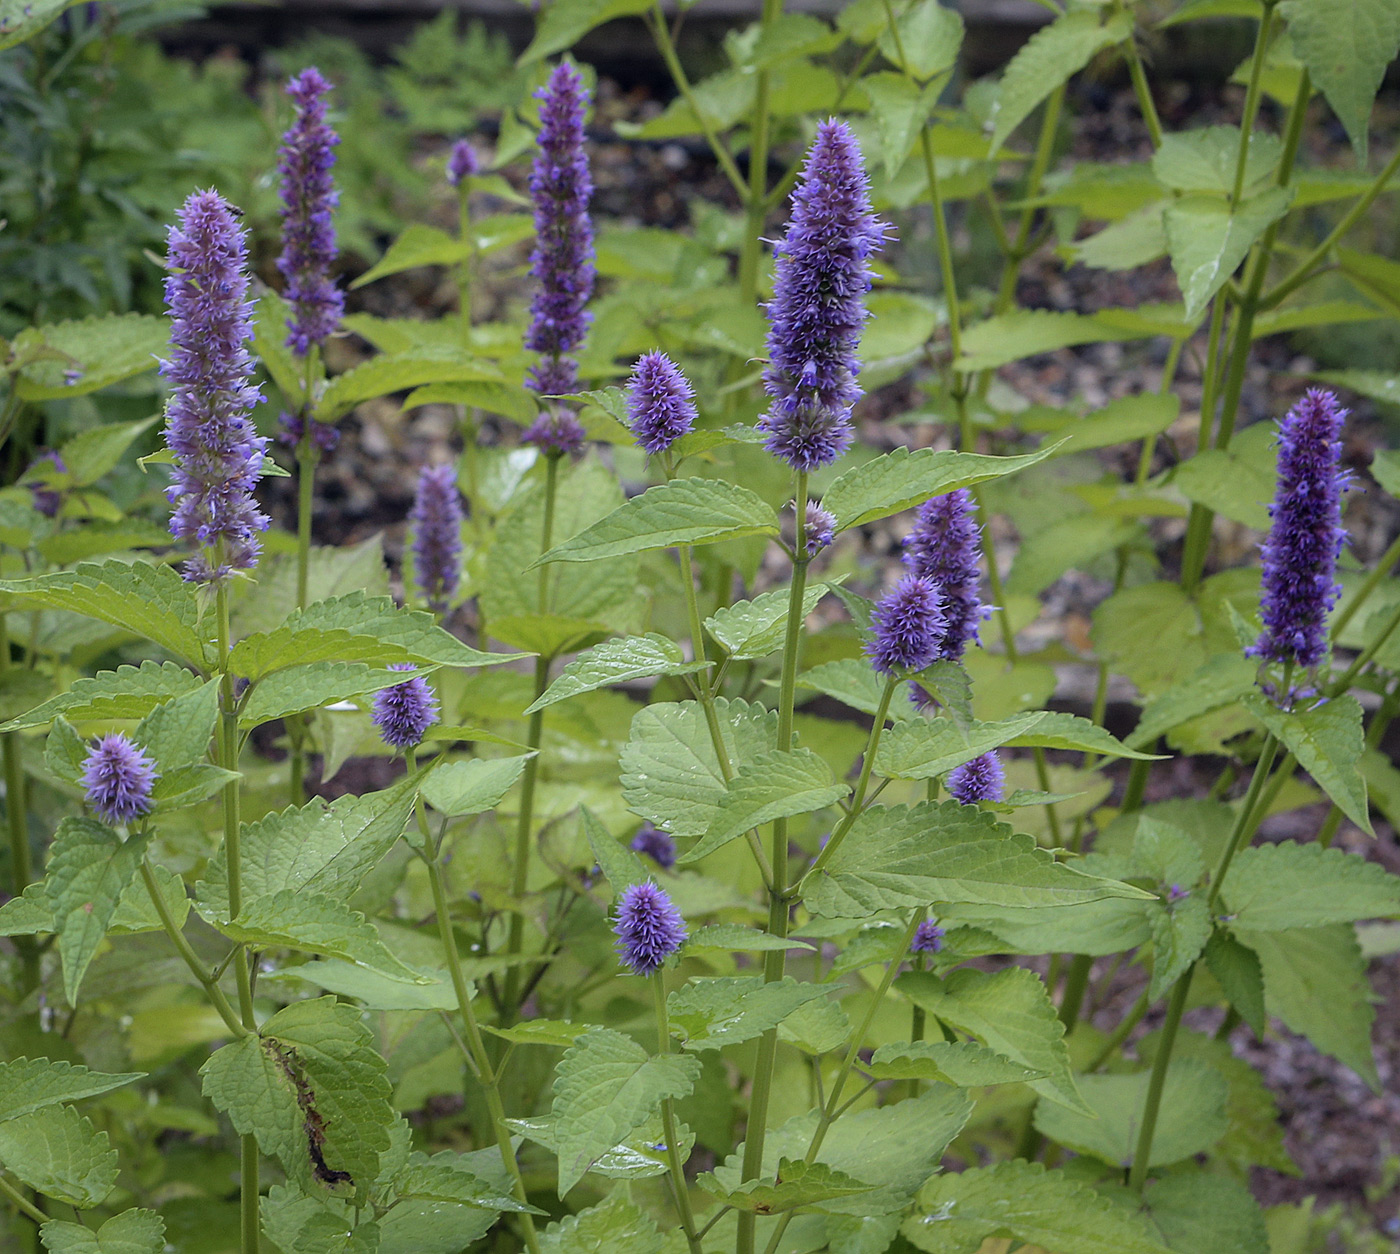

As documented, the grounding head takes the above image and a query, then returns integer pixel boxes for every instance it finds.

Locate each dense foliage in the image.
[1,0,1399,1252]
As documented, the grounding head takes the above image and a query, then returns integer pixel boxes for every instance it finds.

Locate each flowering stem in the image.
[289,349,320,806]
[651,973,702,1253]
[0,1171,47,1225]
[736,0,784,306]
[0,618,36,992]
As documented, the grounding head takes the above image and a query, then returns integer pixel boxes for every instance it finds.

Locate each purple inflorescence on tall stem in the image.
[904,489,989,661]
[525,62,594,397]
[277,411,339,454]
[82,734,158,826]
[446,138,479,187]
[910,918,945,954]
[371,664,440,751]
[614,880,687,976]
[627,351,696,455]
[26,451,65,518]
[411,464,464,612]
[630,822,677,870]
[277,67,343,357]
[805,502,836,555]
[758,119,885,472]
[523,409,587,457]
[946,751,1005,805]
[867,575,946,675]
[161,189,268,585]
[1249,389,1350,671]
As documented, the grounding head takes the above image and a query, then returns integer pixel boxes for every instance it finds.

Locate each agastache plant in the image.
[410,463,464,612]
[626,351,696,455]
[613,880,686,976]
[371,664,440,751]
[81,734,157,826]
[947,750,1005,804]
[904,488,989,660]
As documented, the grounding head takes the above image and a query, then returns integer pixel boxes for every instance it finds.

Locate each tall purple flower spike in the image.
[614,880,687,976]
[525,62,594,398]
[759,119,885,472]
[446,138,479,188]
[947,751,1005,805]
[371,664,440,751]
[867,574,946,675]
[1249,389,1350,672]
[161,189,268,584]
[411,464,464,612]
[627,352,697,455]
[82,734,158,826]
[904,488,990,661]
[278,67,344,357]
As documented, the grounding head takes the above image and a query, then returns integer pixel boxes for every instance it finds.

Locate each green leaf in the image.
[874,711,1045,780]
[880,0,963,79]
[525,634,706,713]
[897,966,1089,1114]
[796,659,895,718]
[134,677,219,773]
[1147,1173,1269,1254]
[866,1040,1046,1086]
[395,1157,541,1212]
[14,314,167,401]
[259,1186,378,1254]
[253,293,304,405]
[0,0,87,51]
[1311,368,1400,410]
[823,445,1055,532]
[1149,895,1212,1001]
[1040,394,1181,458]
[903,1160,1174,1254]
[234,536,390,638]
[270,958,458,1011]
[0,884,56,936]
[1204,929,1267,1037]
[421,755,533,816]
[699,1157,875,1215]
[1244,693,1372,833]
[0,1059,143,1123]
[538,477,779,564]
[40,1209,166,1254]
[1069,201,1170,270]
[1151,125,1282,193]
[241,662,433,728]
[536,1192,675,1254]
[45,717,87,785]
[1126,655,1258,748]
[1164,188,1293,321]
[45,817,144,1004]
[521,0,652,61]
[1279,0,1399,161]
[581,808,650,895]
[57,417,161,487]
[805,800,1151,920]
[0,1106,117,1207]
[957,306,1194,371]
[705,582,832,661]
[509,1116,689,1183]
[0,661,202,732]
[620,699,776,837]
[315,349,502,422]
[350,224,473,289]
[667,977,831,1051]
[862,73,942,179]
[482,1020,593,1048]
[1001,711,1161,759]
[1172,441,1276,530]
[1006,514,1140,597]
[149,763,238,811]
[686,923,815,954]
[37,521,173,566]
[682,749,847,864]
[549,1028,701,1195]
[989,10,1134,153]
[0,562,205,665]
[1222,841,1400,930]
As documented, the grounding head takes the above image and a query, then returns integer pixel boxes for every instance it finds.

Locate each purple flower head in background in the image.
[614,880,687,976]
[371,664,440,750]
[946,751,1005,805]
[904,489,990,661]
[277,67,343,357]
[26,451,66,518]
[525,62,594,396]
[446,138,479,188]
[82,734,157,826]
[627,352,696,455]
[277,411,340,454]
[867,575,946,675]
[1248,389,1350,672]
[411,464,464,612]
[759,120,885,472]
[804,501,836,555]
[161,189,269,585]
[523,409,587,458]
[630,823,677,870]
[911,918,945,954]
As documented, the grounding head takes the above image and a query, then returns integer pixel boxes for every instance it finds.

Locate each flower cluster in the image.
[867,575,946,675]
[805,502,836,555]
[446,138,479,188]
[161,189,268,584]
[759,120,885,472]
[26,451,65,518]
[947,751,1005,805]
[410,464,464,612]
[904,489,988,661]
[911,918,945,954]
[82,734,157,826]
[630,823,677,870]
[627,352,696,455]
[523,409,587,457]
[276,411,340,455]
[277,67,343,357]
[371,664,440,750]
[613,881,687,976]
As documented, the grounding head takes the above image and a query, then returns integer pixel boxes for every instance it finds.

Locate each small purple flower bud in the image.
[276,411,339,453]
[1248,389,1350,671]
[630,823,677,870]
[411,464,464,612]
[526,356,580,399]
[523,409,587,457]
[911,919,945,954]
[946,751,1005,805]
[1167,883,1189,903]
[758,120,886,472]
[371,664,440,751]
[613,880,687,976]
[626,352,696,455]
[81,734,158,826]
[804,501,835,555]
[903,489,989,662]
[26,451,65,518]
[867,575,946,675]
[278,67,344,357]
[446,139,479,188]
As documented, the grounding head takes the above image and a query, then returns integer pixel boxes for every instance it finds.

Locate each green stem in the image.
[456,184,474,333]
[652,973,703,1254]
[736,0,784,307]
[1332,531,1400,640]
[1178,297,1230,591]
[1087,988,1149,1071]
[0,1171,46,1225]
[1057,953,1093,1033]
[1228,2,1276,206]
[1119,9,1163,149]
[1,619,36,990]
[289,412,319,806]
[1126,967,1192,1192]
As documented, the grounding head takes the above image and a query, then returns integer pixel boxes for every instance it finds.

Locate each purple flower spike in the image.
[804,501,836,555]
[446,139,479,188]
[904,489,990,662]
[911,919,945,954]
[161,189,269,585]
[614,880,687,976]
[411,464,464,612]
[758,120,885,472]
[82,734,158,826]
[277,411,340,454]
[627,352,696,455]
[26,451,66,518]
[278,67,344,357]
[1249,389,1350,671]
[524,409,587,457]
[867,575,946,675]
[526,62,594,396]
[630,823,677,870]
[947,751,1005,805]
[371,664,440,751]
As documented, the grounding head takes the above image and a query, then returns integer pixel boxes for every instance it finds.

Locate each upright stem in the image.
[652,974,703,1254]
[289,348,320,805]
[737,0,784,306]
[1332,531,1400,640]
[1,617,35,990]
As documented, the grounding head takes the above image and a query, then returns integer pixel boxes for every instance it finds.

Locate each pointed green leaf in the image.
[395,1158,542,1212]
[1,661,203,732]
[698,1157,875,1215]
[0,884,55,935]
[1244,692,1372,833]
[508,1115,689,1182]
[1204,929,1267,1037]
[1146,1173,1269,1254]
[1164,188,1292,321]
[880,0,963,79]
[0,1106,118,1207]
[685,923,815,954]
[580,807,650,895]
[40,1208,166,1254]
[1126,654,1258,749]
[0,1059,143,1123]
[1151,125,1282,193]
[134,677,219,773]
[350,224,474,289]
[14,314,167,401]
[875,711,1047,780]
[520,0,653,62]
[315,348,502,422]
[1222,841,1400,930]
[667,977,831,1051]
[149,763,239,811]
[866,1040,1046,1086]
[705,581,833,661]
[482,1020,593,1048]
[796,659,895,718]
[956,306,1194,372]
[241,662,433,728]
[421,755,533,816]
[536,1192,674,1254]
[525,634,706,713]
[1149,894,1212,1001]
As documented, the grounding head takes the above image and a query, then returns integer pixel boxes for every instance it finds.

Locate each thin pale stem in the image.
[0,1171,46,1225]
[737,0,784,306]
[1,618,36,991]
[1126,967,1192,1192]
[1332,531,1400,639]
[652,974,703,1254]
[1228,2,1276,205]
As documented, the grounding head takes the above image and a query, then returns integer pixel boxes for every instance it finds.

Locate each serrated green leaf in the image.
[0,661,201,732]
[1006,513,1140,597]
[580,807,650,894]
[482,1019,593,1048]
[509,1116,690,1183]
[0,0,87,52]
[315,348,502,422]
[133,677,218,773]
[0,1106,117,1207]
[108,862,190,935]
[1205,929,1267,1037]
[699,1156,875,1215]
[667,977,831,1051]
[241,662,432,728]
[1312,368,1400,410]
[234,536,390,639]
[1126,654,1258,748]
[1172,440,1276,530]
[685,923,815,953]
[1244,692,1372,833]
[14,314,167,401]
[683,749,847,864]
[1042,394,1181,457]
[40,1208,166,1254]
[149,763,239,811]
[520,0,652,61]
[1149,894,1212,1001]
[45,716,87,785]
[706,582,832,660]
[866,1040,1046,1085]
[0,884,55,935]
[881,0,963,79]
[421,755,532,816]
[350,224,473,289]
[1069,200,1171,270]
[796,658,894,718]
[862,72,942,179]
[0,1059,143,1123]
[1164,188,1292,321]
[55,417,161,488]
[395,1158,541,1212]
[536,1191,674,1254]
[550,1029,701,1194]
[539,477,779,565]
[1146,1173,1269,1254]
[957,306,1194,372]
[526,634,705,713]
[1151,125,1281,193]
[1003,710,1160,759]
[1223,841,1400,930]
